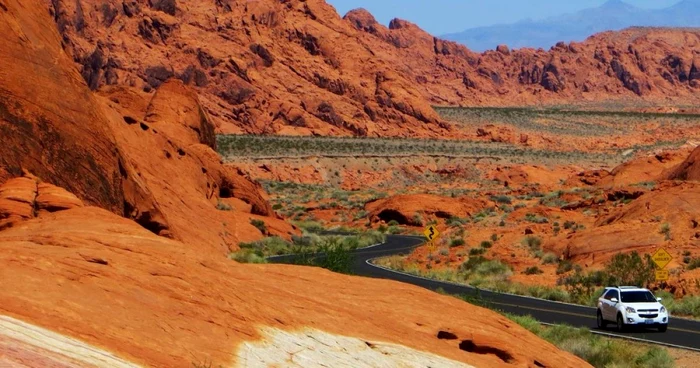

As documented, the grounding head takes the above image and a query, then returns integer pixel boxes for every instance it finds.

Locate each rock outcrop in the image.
[663,145,700,181]
[0,207,589,367]
[43,1,700,138]
[1,0,293,253]
[366,194,487,226]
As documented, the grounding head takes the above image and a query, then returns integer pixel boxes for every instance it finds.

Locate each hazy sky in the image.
[326,0,682,35]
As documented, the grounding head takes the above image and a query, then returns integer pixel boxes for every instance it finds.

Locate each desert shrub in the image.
[508,314,674,368]
[250,219,267,234]
[656,291,700,318]
[216,200,232,211]
[480,241,493,249]
[469,247,486,256]
[556,260,574,275]
[660,223,671,240]
[378,224,388,233]
[229,251,266,264]
[284,238,355,274]
[490,233,499,242]
[412,213,425,226]
[271,203,283,210]
[605,251,655,287]
[450,238,466,247]
[387,225,404,234]
[525,213,549,224]
[294,221,325,234]
[521,236,542,252]
[388,220,400,226]
[524,266,543,275]
[490,195,512,204]
[473,260,512,278]
[439,248,450,257]
[688,258,700,270]
[542,252,559,265]
[446,216,468,227]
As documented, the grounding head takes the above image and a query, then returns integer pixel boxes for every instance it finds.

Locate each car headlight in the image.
[626,307,636,314]
[660,307,666,313]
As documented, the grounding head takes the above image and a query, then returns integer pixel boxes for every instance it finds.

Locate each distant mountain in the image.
[442,0,700,51]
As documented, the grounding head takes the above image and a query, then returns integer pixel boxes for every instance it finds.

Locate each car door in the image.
[606,289,620,320]
[601,290,618,320]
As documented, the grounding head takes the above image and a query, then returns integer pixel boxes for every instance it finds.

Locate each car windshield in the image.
[620,291,656,303]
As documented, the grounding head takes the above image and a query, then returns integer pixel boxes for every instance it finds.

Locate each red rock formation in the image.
[44,0,448,137]
[0,174,84,230]
[45,2,700,138]
[1,0,293,253]
[663,145,700,181]
[366,194,487,226]
[0,206,589,367]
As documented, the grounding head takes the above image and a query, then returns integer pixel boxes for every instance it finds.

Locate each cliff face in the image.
[44,0,449,137]
[343,11,700,106]
[45,1,700,138]
[1,0,294,254]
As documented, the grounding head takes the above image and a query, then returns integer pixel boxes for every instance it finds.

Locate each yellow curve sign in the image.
[423,225,440,242]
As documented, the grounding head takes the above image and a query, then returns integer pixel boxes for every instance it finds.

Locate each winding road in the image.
[270,235,700,351]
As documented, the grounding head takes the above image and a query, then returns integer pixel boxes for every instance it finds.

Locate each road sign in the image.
[427,241,436,253]
[655,269,669,281]
[651,248,672,269]
[424,225,440,242]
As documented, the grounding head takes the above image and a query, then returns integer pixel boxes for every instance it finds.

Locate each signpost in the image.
[423,225,440,252]
[652,248,673,282]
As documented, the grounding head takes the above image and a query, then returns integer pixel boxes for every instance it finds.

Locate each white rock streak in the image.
[236,327,474,368]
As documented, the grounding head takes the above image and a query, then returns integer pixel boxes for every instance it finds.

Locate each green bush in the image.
[524,266,544,275]
[271,203,283,210]
[216,200,233,211]
[541,253,559,265]
[412,214,425,226]
[480,241,493,249]
[450,238,466,247]
[388,220,400,226]
[605,252,654,287]
[525,213,549,224]
[469,247,486,256]
[446,216,468,227]
[521,236,542,252]
[294,221,325,234]
[250,219,267,234]
[490,195,512,204]
[508,314,674,368]
[556,260,574,275]
[660,223,671,241]
[490,233,499,242]
[688,258,700,270]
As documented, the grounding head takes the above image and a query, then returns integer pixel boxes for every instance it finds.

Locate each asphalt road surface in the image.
[270,234,700,350]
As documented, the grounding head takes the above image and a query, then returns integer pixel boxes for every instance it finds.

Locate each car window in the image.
[603,290,615,300]
[621,291,656,303]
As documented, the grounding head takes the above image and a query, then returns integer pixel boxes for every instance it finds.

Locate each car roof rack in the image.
[618,286,639,289]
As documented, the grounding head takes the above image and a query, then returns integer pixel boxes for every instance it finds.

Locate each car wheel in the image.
[658,324,667,332]
[616,314,625,332]
[596,310,607,329]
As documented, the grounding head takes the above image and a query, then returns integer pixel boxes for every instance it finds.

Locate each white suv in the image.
[596,286,669,332]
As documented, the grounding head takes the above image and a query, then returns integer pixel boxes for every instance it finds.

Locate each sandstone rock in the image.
[663,145,700,181]
[366,194,487,226]
[0,207,588,367]
[1,0,289,253]
[1,0,124,212]
[35,182,85,213]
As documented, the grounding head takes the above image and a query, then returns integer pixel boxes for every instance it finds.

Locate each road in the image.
[270,234,700,351]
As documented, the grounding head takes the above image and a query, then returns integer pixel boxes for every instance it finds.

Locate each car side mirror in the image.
[657,297,662,302]
[611,298,618,303]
